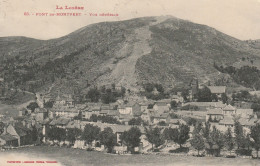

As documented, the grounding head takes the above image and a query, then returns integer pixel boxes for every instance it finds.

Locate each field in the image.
[0,146,259,166]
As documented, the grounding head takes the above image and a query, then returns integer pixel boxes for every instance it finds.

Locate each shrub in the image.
[235,149,252,156]
[169,147,189,153]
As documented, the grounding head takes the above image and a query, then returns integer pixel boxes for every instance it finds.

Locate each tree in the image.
[121,87,126,97]
[169,124,190,148]
[145,127,165,151]
[190,134,205,156]
[30,125,39,143]
[27,102,39,112]
[111,83,115,90]
[55,127,66,143]
[155,84,164,93]
[89,114,98,122]
[221,93,228,104]
[0,122,5,135]
[44,101,54,108]
[251,103,260,113]
[234,120,245,149]
[169,113,179,119]
[251,124,260,158]
[74,111,83,120]
[211,94,218,102]
[197,87,212,102]
[244,134,252,151]
[224,127,235,155]
[181,89,189,101]
[67,128,82,145]
[209,126,225,156]
[101,88,116,104]
[158,121,168,126]
[162,128,171,143]
[147,104,154,109]
[187,118,198,126]
[100,127,117,153]
[120,127,142,153]
[46,126,55,143]
[170,101,178,109]
[82,124,101,147]
[144,83,154,93]
[46,127,66,143]
[192,122,202,135]
[87,88,100,102]
[128,117,142,126]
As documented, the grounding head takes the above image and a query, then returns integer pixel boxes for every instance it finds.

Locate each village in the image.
[1,78,260,158]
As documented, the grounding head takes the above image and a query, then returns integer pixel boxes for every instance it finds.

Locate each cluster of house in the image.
[0,115,40,148]
[206,104,258,133]
[1,82,259,150]
[0,93,183,149]
[35,93,185,126]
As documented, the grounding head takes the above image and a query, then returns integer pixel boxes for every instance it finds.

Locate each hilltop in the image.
[1,16,260,99]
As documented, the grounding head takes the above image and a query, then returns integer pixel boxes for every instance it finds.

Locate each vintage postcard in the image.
[1,0,260,166]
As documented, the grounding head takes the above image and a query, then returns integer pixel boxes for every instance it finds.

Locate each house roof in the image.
[107,110,120,116]
[119,114,134,121]
[37,108,48,113]
[118,105,125,109]
[169,119,186,125]
[125,101,137,107]
[14,126,28,137]
[214,102,227,108]
[219,117,234,125]
[182,102,223,108]
[158,99,172,104]
[39,118,51,125]
[239,118,257,126]
[50,117,70,126]
[223,104,236,111]
[0,133,17,141]
[66,121,81,129]
[153,113,169,119]
[154,102,168,107]
[20,108,28,112]
[236,109,253,116]
[207,109,223,115]
[101,105,110,110]
[80,122,145,133]
[100,110,109,114]
[76,104,87,110]
[91,106,101,111]
[219,117,257,126]
[133,109,142,117]
[171,95,180,99]
[207,86,226,94]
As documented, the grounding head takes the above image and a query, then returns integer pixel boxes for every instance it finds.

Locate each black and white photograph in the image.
[0,0,260,165]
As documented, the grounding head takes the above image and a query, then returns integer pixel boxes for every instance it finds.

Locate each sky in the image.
[0,0,260,40]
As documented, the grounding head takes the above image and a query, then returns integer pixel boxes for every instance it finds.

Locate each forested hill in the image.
[1,16,260,99]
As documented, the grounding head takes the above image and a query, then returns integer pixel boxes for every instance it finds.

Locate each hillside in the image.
[1,16,260,99]
[246,39,260,49]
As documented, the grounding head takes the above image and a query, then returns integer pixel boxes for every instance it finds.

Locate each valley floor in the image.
[0,146,259,166]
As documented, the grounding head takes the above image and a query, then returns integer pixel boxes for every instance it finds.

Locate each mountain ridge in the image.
[1,16,260,98]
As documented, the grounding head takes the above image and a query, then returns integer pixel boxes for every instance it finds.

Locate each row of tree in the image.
[190,120,260,158]
[141,83,167,100]
[214,64,260,90]
[45,121,260,157]
[88,114,121,124]
[86,86,126,104]
[46,124,117,153]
